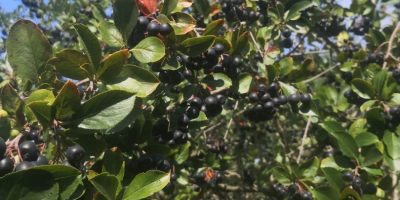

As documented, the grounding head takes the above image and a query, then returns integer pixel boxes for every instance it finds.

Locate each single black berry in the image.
[342,171,354,182]
[283,38,293,48]
[178,114,190,127]
[37,155,49,165]
[214,44,224,55]
[15,161,34,171]
[261,93,271,102]
[215,94,226,105]
[187,107,200,119]
[159,23,172,36]
[300,93,312,103]
[66,145,85,164]
[0,157,14,176]
[190,97,203,109]
[248,92,259,102]
[282,28,291,38]
[19,141,39,162]
[365,183,377,195]
[183,70,193,78]
[137,16,149,31]
[147,22,160,36]
[0,138,5,158]
[352,177,363,189]
[205,96,218,109]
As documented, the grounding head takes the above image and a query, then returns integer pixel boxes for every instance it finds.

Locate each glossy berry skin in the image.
[160,159,171,173]
[279,95,288,105]
[0,138,5,157]
[205,96,218,109]
[215,94,226,105]
[159,23,171,36]
[269,82,280,92]
[37,155,49,165]
[263,102,274,112]
[0,157,14,176]
[214,44,224,55]
[216,172,224,182]
[190,97,203,109]
[365,183,377,195]
[35,135,43,144]
[139,154,153,170]
[352,177,363,189]
[183,70,193,78]
[300,93,312,103]
[147,22,160,36]
[392,69,400,79]
[248,92,259,102]
[257,83,268,94]
[28,129,39,141]
[15,161,34,171]
[137,16,149,31]
[66,145,85,164]
[170,173,178,182]
[178,114,190,127]
[261,93,271,103]
[232,56,242,66]
[19,141,39,161]
[187,107,200,119]
[283,38,293,48]
[301,191,313,200]
[282,28,291,38]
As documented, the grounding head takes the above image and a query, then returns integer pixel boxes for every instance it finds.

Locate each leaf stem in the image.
[383,22,400,69]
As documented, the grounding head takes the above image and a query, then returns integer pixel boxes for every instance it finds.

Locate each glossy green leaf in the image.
[279,57,293,76]
[266,65,277,82]
[1,84,25,126]
[123,170,170,200]
[175,142,191,164]
[231,32,249,56]
[179,35,216,56]
[360,100,377,112]
[161,0,179,15]
[0,167,59,200]
[6,19,52,84]
[312,186,340,200]
[383,130,400,159]
[340,187,361,200]
[168,12,196,35]
[321,167,347,189]
[67,90,136,133]
[279,82,297,96]
[362,148,383,167]
[272,167,291,185]
[73,23,102,71]
[103,147,125,182]
[193,0,210,17]
[188,111,208,130]
[55,49,90,80]
[204,19,224,36]
[52,80,81,119]
[231,72,253,94]
[201,73,232,90]
[98,49,129,80]
[27,101,55,131]
[286,1,318,21]
[131,37,166,63]
[130,111,153,144]
[355,132,379,147]
[161,52,182,70]
[89,172,122,200]
[113,0,139,44]
[351,78,375,99]
[98,21,124,47]
[299,157,319,179]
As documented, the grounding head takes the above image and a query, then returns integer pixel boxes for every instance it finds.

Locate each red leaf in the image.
[136,0,158,16]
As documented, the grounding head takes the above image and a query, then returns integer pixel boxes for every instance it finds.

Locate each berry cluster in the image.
[315,14,346,37]
[163,172,178,193]
[243,169,255,185]
[0,138,13,176]
[344,89,367,106]
[128,16,172,47]
[21,0,38,8]
[342,171,377,195]
[129,154,171,174]
[61,145,85,170]
[192,170,225,191]
[272,183,287,199]
[188,95,225,118]
[192,13,207,28]
[218,1,259,23]
[206,138,229,156]
[152,118,188,148]
[363,52,384,65]
[16,141,49,171]
[281,28,293,49]
[382,106,400,130]
[339,39,361,59]
[243,83,312,123]
[348,17,373,36]
[21,128,43,144]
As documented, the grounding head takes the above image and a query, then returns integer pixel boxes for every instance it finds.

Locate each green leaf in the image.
[98,21,124,47]
[231,72,253,94]
[266,65,277,82]
[123,170,170,200]
[113,0,139,44]
[64,130,107,160]
[193,0,210,17]
[55,49,90,80]
[6,19,52,84]
[0,167,59,200]
[279,82,297,96]
[348,119,367,137]
[188,111,208,130]
[340,187,361,200]
[201,73,232,90]
[312,186,340,200]
[361,194,380,200]
[383,130,400,159]
[98,49,129,80]
[362,148,383,167]
[103,147,125,182]
[131,37,166,63]
[67,90,136,133]
[175,142,191,164]
[355,132,379,147]
[320,121,346,133]
[204,19,224,36]
[351,78,375,99]
[25,89,55,122]
[288,58,315,82]
[272,167,291,185]
[321,167,347,189]
[89,172,122,200]
[299,157,319,179]
[130,111,153,144]
[34,165,82,200]
[279,57,293,76]
[179,35,216,57]
[105,97,143,134]
[1,84,25,126]
[373,70,397,101]
[161,52,182,70]
[52,81,81,119]
[368,29,386,46]
[166,12,196,35]
[73,23,102,71]
[360,100,377,112]
[286,1,318,21]
[161,0,178,15]
[27,101,56,131]
[231,32,249,56]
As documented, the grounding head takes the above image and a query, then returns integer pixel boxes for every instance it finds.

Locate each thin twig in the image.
[302,64,339,84]
[195,120,225,139]
[297,116,312,164]
[284,30,311,57]
[290,50,330,56]
[248,30,264,56]
[224,100,239,139]
[383,22,400,69]
[76,78,89,86]
[274,117,290,155]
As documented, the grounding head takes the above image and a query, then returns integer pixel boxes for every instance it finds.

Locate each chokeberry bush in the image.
[0,0,399,199]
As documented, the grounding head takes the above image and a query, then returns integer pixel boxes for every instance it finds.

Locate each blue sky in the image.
[0,0,22,12]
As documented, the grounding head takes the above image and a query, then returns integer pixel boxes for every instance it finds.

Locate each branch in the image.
[302,64,339,84]
[284,29,311,57]
[297,116,312,164]
[224,100,239,139]
[248,30,264,56]
[76,78,89,86]
[383,22,400,69]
